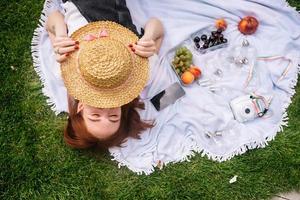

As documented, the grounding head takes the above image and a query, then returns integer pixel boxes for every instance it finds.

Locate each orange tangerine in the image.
[181,71,195,85]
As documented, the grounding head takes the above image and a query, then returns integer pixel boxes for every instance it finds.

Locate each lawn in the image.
[1,1,299,199]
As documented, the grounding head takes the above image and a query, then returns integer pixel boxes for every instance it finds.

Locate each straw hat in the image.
[61,21,149,108]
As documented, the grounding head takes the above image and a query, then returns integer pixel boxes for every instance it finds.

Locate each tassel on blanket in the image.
[31,0,67,115]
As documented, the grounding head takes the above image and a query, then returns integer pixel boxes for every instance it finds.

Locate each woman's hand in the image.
[129,37,156,58]
[129,18,164,58]
[46,11,79,63]
[53,36,79,63]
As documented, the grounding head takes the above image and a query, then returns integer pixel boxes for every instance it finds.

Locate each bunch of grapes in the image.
[172,46,193,76]
[193,29,227,50]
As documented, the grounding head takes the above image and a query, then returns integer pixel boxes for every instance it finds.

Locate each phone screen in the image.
[150,82,185,111]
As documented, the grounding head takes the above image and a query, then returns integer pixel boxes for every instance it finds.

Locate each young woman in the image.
[41,0,164,149]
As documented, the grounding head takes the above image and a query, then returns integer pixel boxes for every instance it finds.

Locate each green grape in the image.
[174,47,193,72]
[174,57,180,64]
[186,54,192,60]
[187,60,193,66]
[179,61,183,67]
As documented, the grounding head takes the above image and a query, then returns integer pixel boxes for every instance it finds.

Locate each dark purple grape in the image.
[210,40,216,47]
[216,41,222,45]
[221,38,228,43]
[204,37,213,46]
[208,36,216,44]
[216,29,222,34]
[195,43,200,48]
[216,34,223,43]
[210,35,216,41]
[201,34,207,41]
[218,36,223,42]
[194,36,200,43]
[204,39,210,46]
[203,43,209,49]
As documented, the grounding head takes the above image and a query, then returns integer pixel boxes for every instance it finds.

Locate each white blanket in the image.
[32,0,300,175]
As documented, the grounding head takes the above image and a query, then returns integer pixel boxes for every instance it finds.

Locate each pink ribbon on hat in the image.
[83,29,109,41]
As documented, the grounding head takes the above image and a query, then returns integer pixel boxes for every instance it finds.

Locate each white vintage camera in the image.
[230,94,268,123]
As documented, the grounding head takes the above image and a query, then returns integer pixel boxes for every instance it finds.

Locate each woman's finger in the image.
[136,40,155,47]
[54,36,74,43]
[57,45,79,54]
[55,53,69,63]
[132,44,156,53]
[133,49,154,58]
[53,40,78,49]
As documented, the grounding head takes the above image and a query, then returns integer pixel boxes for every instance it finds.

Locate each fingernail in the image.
[75,45,79,50]
[75,41,80,45]
[135,42,138,45]
[128,44,133,47]
[65,53,70,57]
[131,48,135,52]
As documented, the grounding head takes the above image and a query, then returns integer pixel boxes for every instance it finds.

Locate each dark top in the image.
[63,0,141,36]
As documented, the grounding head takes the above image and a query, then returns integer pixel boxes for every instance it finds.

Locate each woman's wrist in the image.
[143,18,164,42]
[46,11,68,37]
[140,33,155,42]
[55,26,68,37]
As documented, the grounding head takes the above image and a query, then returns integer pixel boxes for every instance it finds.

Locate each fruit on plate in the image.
[181,71,195,85]
[189,66,202,79]
[238,16,259,35]
[172,46,193,76]
[215,18,227,31]
[193,29,228,50]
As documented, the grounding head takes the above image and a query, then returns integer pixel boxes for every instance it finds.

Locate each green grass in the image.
[1,1,300,199]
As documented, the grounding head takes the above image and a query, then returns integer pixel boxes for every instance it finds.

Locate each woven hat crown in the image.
[61,21,149,108]
[78,38,132,89]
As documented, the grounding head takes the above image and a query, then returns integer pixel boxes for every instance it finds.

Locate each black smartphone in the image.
[150,82,186,111]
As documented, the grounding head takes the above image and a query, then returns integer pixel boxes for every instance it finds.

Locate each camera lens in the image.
[245,108,251,114]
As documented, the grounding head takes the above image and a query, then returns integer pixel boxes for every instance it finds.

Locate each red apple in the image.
[238,16,259,35]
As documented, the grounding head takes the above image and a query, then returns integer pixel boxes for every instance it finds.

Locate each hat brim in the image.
[61,21,149,108]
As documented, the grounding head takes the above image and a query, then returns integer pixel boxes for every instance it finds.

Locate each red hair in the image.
[64,96,153,149]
